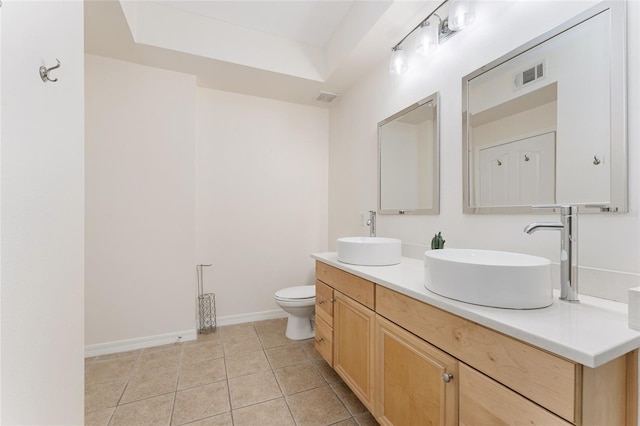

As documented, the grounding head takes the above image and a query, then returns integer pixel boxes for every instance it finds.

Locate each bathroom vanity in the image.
[312,253,640,426]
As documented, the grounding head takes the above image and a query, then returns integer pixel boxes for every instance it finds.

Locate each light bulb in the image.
[448,0,475,31]
[415,21,438,56]
[389,45,408,75]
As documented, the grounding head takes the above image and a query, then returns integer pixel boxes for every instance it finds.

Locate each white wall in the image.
[85,55,196,346]
[196,88,329,319]
[329,0,640,301]
[1,1,85,423]
[84,58,329,346]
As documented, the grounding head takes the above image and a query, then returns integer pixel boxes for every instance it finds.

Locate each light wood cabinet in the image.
[315,262,376,413]
[314,260,638,426]
[375,315,458,426]
[376,284,637,426]
[375,285,577,421]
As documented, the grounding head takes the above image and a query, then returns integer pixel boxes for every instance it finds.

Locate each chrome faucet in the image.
[366,210,376,237]
[524,205,578,303]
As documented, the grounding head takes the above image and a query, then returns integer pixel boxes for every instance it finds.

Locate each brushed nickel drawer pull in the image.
[442,373,453,383]
[316,337,324,343]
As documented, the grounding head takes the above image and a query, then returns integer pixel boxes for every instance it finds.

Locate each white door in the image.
[479,132,555,207]
[1,1,85,423]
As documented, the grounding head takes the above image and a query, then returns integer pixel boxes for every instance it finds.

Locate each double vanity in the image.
[312,247,640,425]
[323,2,636,424]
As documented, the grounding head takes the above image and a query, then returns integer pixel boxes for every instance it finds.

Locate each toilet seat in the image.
[274,285,315,301]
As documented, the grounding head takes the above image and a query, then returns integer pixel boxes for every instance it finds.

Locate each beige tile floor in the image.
[85,318,378,425]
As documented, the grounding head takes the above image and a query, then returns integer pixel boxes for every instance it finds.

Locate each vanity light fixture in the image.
[389,45,408,75]
[448,0,476,31]
[415,21,438,56]
[389,0,475,75]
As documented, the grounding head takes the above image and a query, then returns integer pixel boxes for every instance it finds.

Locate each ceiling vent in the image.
[315,91,340,103]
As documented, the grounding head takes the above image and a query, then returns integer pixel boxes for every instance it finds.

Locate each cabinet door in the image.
[333,290,376,412]
[375,315,458,426]
[459,363,572,426]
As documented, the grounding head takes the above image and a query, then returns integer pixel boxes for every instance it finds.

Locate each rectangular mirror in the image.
[379,93,439,215]
[462,2,626,214]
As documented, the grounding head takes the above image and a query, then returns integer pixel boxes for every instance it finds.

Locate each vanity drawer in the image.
[316,261,375,310]
[375,285,577,423]
[315,316,333,366]
[459,363,572,426]
[316,280,334,326]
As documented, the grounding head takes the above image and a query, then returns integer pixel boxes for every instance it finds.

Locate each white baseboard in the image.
[85,329,198,358]
[85,309,288,358]
[215,308,287,327]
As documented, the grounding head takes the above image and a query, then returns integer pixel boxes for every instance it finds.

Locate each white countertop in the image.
[312,252,640,368]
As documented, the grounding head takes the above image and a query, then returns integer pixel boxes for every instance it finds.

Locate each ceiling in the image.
[157,1,355,48]
[84,0,439,107]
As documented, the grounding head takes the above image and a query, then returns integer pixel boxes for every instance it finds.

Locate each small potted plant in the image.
[431,232,445,250]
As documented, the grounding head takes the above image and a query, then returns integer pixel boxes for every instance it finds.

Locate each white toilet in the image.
[274,285,316,340]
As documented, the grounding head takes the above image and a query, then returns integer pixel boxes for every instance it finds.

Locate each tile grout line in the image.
[221,328,236,425]
[168,343,185,426]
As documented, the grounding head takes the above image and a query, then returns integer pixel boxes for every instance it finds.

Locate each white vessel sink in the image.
[337,237,402,266]
[424,249,553,309]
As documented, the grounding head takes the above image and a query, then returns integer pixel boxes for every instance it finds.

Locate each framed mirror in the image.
[462,2,626,214]
[378,92,439,215]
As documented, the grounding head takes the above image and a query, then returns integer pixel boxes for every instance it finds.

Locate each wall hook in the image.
[524,154,530,162]
[593,155,601,165]
[497,159,502,166]
[39,59,61,82]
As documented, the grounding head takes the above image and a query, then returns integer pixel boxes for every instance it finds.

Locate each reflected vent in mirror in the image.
[314,91,340,103]
[514,61,545,89]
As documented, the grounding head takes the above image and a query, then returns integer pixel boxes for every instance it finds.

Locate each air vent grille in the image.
[514,61,545,89]
[315,91,340,103]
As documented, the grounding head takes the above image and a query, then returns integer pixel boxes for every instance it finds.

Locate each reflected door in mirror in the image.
[477,132,555,207]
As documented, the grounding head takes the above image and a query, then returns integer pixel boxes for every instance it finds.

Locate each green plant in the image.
[431,232,445,250]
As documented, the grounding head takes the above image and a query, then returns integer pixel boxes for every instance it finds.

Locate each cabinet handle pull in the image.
[442,373,453,383]
[330,298,335,303]
[316,337,324,343]
[318,299,325,305]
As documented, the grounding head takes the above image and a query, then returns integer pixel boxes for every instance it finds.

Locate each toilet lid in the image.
[275,286,315,300]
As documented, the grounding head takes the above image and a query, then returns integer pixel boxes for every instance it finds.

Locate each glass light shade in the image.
[415,21,438,56]
[448,0,475,31]
[389,46,408,75]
